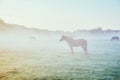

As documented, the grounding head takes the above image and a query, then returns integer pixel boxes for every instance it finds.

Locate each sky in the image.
[0,0,120,31]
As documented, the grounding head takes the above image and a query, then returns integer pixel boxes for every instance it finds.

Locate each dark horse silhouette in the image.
[60,35,87,54]
[111,36,119,41]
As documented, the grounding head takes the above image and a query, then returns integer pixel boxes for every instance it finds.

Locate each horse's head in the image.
[60,35,66,41]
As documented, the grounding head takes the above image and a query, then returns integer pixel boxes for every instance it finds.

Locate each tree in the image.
[0,18,5,24]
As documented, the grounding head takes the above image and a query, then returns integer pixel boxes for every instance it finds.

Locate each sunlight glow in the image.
[0,0,120,31]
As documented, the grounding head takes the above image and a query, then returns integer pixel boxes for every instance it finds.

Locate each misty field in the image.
[0,33,120,80]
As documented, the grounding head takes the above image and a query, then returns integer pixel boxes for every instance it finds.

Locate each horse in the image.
[60,35,87,54]
[111,36,119,41]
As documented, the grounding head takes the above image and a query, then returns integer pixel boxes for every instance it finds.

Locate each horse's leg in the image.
[70,46,73,54]
[84,41,87,54]
[84,44,87,54]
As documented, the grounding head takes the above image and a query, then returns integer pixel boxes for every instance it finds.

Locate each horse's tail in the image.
[81,40,87,54]
[80,39,87,54]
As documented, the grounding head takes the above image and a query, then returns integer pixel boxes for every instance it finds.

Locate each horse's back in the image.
[76,39,87,45]
[78,39,87,42]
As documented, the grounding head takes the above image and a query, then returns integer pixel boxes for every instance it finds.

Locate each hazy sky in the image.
[0,0,120,31]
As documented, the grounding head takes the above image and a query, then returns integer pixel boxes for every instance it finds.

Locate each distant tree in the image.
[0,18,5,24]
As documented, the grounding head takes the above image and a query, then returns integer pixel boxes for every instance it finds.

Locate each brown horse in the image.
[60,35,87,54]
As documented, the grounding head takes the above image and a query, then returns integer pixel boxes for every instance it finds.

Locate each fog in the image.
[0,26,117,53]
[0,25,120,80]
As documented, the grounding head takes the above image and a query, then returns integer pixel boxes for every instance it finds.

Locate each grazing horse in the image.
[60,35,87,54]
[111,36,119,41]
